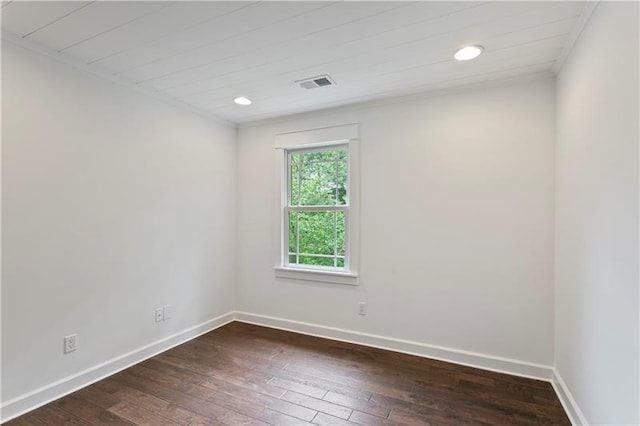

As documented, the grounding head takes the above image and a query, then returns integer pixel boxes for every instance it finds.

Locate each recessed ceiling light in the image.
[233,96,252,106]
[454,45,484,61]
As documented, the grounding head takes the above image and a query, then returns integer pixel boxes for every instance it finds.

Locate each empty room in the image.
[1,1,638,425]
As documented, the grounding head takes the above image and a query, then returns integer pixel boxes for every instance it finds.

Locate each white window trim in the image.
[273,124,360,285]
[273,267,358,285]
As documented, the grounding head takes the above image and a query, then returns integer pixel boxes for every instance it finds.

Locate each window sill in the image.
[274,266,358,285]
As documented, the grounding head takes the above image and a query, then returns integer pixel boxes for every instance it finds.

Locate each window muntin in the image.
[285,144,349,270]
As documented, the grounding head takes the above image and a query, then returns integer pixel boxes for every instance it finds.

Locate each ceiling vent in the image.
[296,74,335,89]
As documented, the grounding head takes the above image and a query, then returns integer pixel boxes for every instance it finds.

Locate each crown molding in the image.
[1,31,235,129]
[238,70,554,129]
[552,1,600,75]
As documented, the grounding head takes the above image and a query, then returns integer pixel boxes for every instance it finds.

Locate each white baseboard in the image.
[0,311,235,423]
[551,368,588,425]
[234,311,554,382]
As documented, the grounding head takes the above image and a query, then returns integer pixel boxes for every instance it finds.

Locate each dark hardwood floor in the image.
[5,322,570,425]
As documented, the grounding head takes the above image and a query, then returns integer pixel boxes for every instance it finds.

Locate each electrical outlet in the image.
[358,302,366,316]
[155,307,164,322]
[64,334,77,354]
[163,304,172,320]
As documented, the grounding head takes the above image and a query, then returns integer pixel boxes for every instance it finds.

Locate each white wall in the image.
[555,2,639,424]
[236,76,556,368]
[1,42,236,407]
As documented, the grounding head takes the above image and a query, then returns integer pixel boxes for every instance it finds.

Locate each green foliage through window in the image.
[287,145,348,269]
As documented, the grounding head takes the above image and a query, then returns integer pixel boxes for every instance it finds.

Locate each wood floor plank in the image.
[106,402,180,426]
[151,355,287,399]
[1,418,32,426]
[310,412,354,426]
[218,410,271,426]
[281,391,352,420]
[373,391,538,425]
[386,409,436,426]
[21,405,92,425]
[109,367,230,423]
[259,365,374,402]
[347,410,399,426]
[5,322,570,426]
[268,377,328,399]
[322,391,391,419]
[199,378,318,422]
[73,385,122,410]
[101,379,218,425]
[53,392,134,425]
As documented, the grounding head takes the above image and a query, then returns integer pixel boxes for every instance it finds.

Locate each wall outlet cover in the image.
[64,334,77,354]
[155,307,164,322]
[358,302,366,316]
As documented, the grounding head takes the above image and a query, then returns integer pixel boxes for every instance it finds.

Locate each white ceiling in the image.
[2,1,586,124]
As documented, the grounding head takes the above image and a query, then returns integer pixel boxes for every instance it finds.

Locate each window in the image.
[274,124,359,284]
[285,144,348,270]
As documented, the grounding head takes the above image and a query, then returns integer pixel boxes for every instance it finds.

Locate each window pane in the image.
[298,211,334,255]
[298,255,335,267]
[289,147,347,207]
[336,211,345,256]
[337,149,348,205]
[288,210,346,268]
[289,211,298,254]
[290,156,300,205]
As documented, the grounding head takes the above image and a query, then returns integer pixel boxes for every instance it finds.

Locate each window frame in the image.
[283,143,350,272]
[274,130,359,285]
